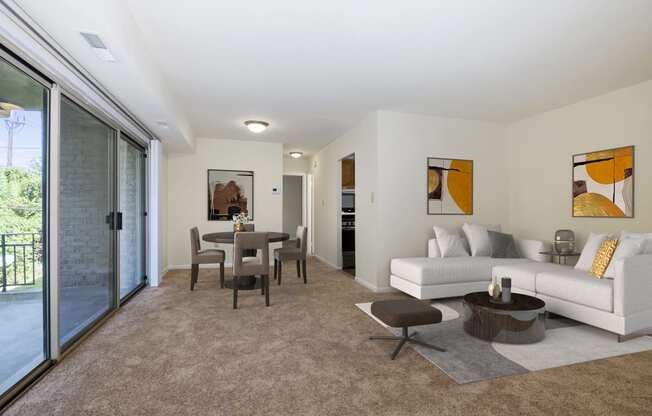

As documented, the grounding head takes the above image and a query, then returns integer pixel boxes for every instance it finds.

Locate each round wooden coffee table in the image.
[462,292,546,344]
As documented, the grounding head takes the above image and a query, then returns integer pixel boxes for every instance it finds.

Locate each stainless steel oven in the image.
[342,214,355,269]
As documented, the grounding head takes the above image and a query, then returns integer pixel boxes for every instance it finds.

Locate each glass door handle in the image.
[106,212,123,230]
[116,212,123,230]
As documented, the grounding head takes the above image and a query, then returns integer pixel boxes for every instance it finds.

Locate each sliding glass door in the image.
[118,135,146,300]
[58,96,116,348]
[1,44,149,408]
[0,55,49,399]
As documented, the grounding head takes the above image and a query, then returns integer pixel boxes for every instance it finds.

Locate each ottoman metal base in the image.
[370,327,446,360]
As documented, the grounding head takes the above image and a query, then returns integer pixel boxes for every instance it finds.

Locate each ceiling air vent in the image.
[80,32,116,62]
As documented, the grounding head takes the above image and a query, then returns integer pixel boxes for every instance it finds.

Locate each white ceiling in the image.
[14,0,652,154]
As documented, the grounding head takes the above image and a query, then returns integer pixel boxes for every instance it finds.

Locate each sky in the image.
[0,110,44,169]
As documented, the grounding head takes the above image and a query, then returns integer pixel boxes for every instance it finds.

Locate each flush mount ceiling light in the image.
[244,120,269,133]
[289,151,303,159]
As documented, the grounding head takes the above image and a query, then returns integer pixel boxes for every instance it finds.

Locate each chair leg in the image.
[302,259,307,284]
[296,260,301,278]
[278,261,282,285]
[273,259,278,280]
[390,339,407,360]
[190,264,198,290]
[264,275,270,306]
[233,276,239,309]
[261,275,265,295]
[219,262,225,288]
[370,326,446,360]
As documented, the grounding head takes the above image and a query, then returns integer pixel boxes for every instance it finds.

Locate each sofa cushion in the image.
[391,257,528,286]
[488,231,521,258]
[492,262,567,293]
[536,268,613,312]
[604,237,645,278]
[621,232,652,255]
[433,226,469,257]
[575,233,611,271]
[463,223,493,257]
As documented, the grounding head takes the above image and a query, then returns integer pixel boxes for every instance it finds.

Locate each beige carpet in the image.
[5,258,652,416]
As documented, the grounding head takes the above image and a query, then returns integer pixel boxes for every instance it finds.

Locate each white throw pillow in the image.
[621,232,652,254]
[462,223,493,257]
[433,226,470,257]
[604,238,645,279]
[575,233,611,271]
[462,223,500,257]
[428,238,441,258]
[437,234,470,258]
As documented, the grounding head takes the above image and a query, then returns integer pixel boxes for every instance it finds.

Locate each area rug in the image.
[356,299,652,384]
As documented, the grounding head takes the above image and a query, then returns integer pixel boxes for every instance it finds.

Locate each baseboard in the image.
[354,277,397,293]
[313,255,340,270]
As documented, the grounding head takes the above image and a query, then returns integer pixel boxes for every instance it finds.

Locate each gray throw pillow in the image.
[488,231,521,259]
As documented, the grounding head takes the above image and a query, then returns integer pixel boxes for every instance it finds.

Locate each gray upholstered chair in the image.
[233,232,270,309]
[240,224,258,259]
[274,225,308,285]
[190,227,225,290]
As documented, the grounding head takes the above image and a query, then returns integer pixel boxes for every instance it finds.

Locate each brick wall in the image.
[59,107,112,288]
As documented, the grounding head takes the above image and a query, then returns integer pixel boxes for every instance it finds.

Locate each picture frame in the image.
[207,169,254,221]
[427,157,474,215]
[572,146,634,218]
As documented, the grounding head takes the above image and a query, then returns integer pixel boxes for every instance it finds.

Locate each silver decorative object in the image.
[553,229,575,254]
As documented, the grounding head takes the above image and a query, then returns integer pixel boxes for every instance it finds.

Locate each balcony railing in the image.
[1,232,42,292]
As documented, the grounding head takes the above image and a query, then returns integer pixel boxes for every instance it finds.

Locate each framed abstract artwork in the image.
[207,169,254,221]
[427,157,473,215]
[572,146,634,218]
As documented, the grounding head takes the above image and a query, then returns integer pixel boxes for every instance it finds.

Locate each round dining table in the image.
[202,231,290,290]
[202,231,290,244]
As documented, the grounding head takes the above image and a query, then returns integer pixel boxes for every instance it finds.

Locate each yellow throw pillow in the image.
[590,239,619,278]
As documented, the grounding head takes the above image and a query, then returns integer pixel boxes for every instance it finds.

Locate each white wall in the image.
[375,111,510,288]
[166,138,283,268]
[506,80,652,247]
[283,156,310,175]
[310,113,379,290]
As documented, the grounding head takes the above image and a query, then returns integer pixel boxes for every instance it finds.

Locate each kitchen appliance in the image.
[342,191,355,213]
[342,214,355,269]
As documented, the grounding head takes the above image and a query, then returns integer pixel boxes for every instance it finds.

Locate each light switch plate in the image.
[272,187,280,195]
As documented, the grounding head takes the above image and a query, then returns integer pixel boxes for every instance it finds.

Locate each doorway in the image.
[282,175,304,238]
[339,154,355,276]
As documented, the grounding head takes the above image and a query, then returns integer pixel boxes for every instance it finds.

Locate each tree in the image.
[0,163,43,234]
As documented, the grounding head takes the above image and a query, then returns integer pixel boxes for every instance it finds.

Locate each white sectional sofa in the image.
[390,237,551,300]
[390,233,652,338]
[493,255,652,339]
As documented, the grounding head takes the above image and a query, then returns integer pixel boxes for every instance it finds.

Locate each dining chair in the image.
[274,225,308,285]
[240,224,257,259]
[233,232,270,309]
[190,227,225,290]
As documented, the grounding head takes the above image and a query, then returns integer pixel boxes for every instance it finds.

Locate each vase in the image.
[501,277,512,303]
[488,282,501,299]
[234,223,245,232]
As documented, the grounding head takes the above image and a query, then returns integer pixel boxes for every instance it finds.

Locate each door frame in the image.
[0,46,54,410]
[116,134,148,305]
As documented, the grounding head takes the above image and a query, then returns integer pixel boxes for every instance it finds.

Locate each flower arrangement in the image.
[232,212,250,231]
